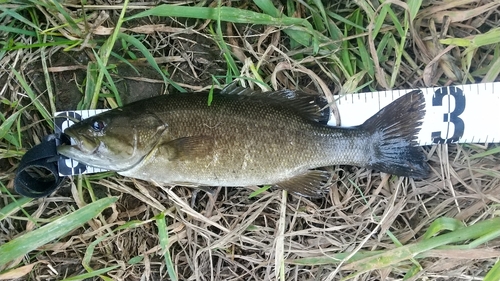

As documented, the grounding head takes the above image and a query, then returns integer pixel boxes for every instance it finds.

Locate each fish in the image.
[57,85,429,197]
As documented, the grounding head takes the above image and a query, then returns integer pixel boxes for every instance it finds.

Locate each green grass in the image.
[1,0,500,280]
[287,217,500,279]
[0,196,117,266]
[156,212,178,281]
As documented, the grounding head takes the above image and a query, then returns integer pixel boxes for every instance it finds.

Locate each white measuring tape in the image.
[54,82,500,176]
[329,82,500,145]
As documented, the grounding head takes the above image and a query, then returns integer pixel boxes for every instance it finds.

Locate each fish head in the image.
[57,109,167,171]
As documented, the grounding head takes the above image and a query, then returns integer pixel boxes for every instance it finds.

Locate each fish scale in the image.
[133,96,349,179]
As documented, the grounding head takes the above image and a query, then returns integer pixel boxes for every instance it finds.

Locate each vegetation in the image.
[1,0,500,280]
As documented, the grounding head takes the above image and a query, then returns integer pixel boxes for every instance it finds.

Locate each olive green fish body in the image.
[58,86,428,197]
[119,94,371,186]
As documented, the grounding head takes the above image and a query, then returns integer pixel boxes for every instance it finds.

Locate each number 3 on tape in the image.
[431,86,466,144]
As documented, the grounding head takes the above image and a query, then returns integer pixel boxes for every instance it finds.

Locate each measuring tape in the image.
[329,82,500,146]
[54,82,500,176]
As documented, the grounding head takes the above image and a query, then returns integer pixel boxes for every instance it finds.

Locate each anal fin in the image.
[273,170,331,198]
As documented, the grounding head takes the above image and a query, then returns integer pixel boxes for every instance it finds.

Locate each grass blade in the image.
[484,259,500,281]
[40,0,81,37]
[0,110,22,143]
[126,4,309,27]
[156,212,178,281]
[117,33,185,93]
[287,251,383,265]
[0,197,118,267]
[81,62,97,109]
[212,0,240,78]
[0,197,32,221]
[248,185,272,198]
[92,49,122,107]
[469,145,500,159]
[342,217,500,277]
[407,0,422,21]
[60,265,120,281]
[12,70,53,129]
[89,0,129,109]
[0,25,37,37]
[125,3,335,52]
[0,5,40,31]
[421,217,464,239]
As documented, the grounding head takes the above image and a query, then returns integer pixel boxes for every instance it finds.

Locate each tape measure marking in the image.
[331,82,500,145]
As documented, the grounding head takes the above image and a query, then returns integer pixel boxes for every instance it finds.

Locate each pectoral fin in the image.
[273,170,331,198]
[158,136,215,161]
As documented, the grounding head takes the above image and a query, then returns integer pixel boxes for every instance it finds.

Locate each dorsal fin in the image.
[220,83,257,96]
[220,83,330,124]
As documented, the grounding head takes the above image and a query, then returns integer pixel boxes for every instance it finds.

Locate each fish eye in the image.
[91,120,105,132]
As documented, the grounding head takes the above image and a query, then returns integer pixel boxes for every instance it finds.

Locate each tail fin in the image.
[360,90,429,178]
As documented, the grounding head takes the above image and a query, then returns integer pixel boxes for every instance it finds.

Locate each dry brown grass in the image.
[1,0,500,280]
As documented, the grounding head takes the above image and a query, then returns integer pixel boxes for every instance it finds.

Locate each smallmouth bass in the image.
[58,85,429,197]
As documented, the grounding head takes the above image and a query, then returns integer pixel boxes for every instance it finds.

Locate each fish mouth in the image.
[58,130,99,155]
